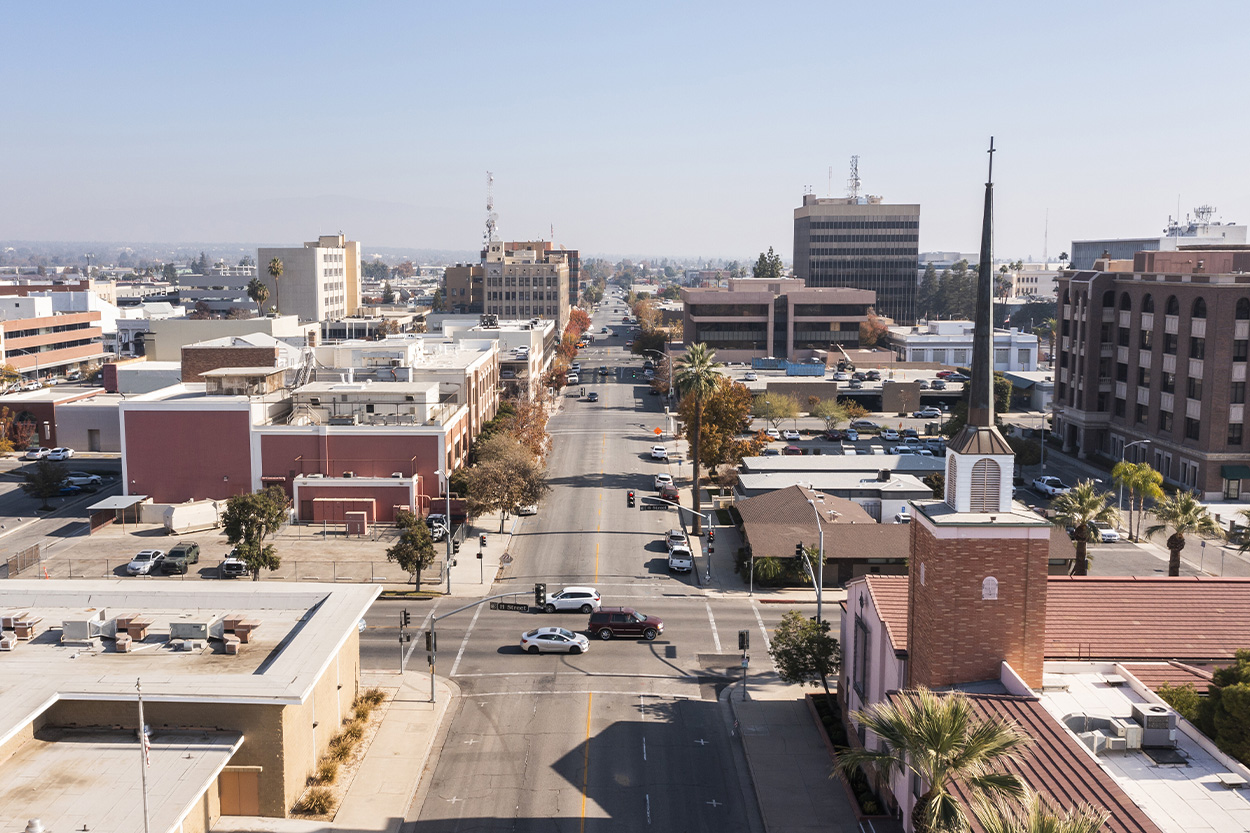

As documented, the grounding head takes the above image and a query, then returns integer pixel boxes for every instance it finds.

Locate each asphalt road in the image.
[385,296,796,832]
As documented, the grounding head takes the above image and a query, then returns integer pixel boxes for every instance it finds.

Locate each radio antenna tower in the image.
[827,166,833,197]
[847,156,861,200]
[484,171,499,243]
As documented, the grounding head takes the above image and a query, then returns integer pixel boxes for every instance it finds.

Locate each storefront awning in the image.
[1221,465,1250,481]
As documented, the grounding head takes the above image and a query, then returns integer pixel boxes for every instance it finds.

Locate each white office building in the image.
[886,319,1039,371]
[257,233,361,324]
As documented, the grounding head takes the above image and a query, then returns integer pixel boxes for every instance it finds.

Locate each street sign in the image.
[501,553,514,563]
[640,500,667,511]
[493,602,530,612]
[741,656,750,668]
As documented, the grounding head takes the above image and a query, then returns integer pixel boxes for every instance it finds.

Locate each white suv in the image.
[542,586,601,614]
[665,529,687,550]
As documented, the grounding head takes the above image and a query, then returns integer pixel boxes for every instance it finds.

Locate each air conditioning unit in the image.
[342,471,355,478]
[170,621,210,641]
[1078,731,1107,756]
[1104,735,1128,753]
[1109,717,1143,750]
[1132,703,1179,748]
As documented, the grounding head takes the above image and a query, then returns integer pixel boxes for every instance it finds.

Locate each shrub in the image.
[341,721,364,742]
[353,702,373,721]
[364,687,386,706]
[327,741,353,762]
[316,759,339,785]
[296,786,335,815]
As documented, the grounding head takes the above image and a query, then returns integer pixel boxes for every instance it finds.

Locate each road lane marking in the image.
[751,601,771,650]
[448,603,483,677]
[705,601,722,652]
[646,793,651,824]
[642,736,647,761]
[580,692,593,831]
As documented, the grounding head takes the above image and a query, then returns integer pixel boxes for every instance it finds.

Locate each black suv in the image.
[161,541,200,574]
[587,607,664,641]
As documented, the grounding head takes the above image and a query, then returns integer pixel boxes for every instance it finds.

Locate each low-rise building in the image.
[0,296,108,381]
[445,316,556,399]
[886,319,1039,371]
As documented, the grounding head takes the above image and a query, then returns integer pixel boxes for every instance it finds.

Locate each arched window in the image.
[1102,290,1115,307]
[1142,294,1155,313]
[1166,296,1180,316]
[981,577,999,601]
[1062,288,1071,305]
[1119,293,1132,311]
[1193,298,1207,319]
[969,459,1001,513]
[1237,298,1250,320]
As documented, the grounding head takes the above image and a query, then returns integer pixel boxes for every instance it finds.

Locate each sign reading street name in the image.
[640,500,668,511]
[491,602,530,612]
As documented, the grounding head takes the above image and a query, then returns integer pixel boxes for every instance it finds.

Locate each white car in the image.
[765,428,781,440]
[24,447,51,460]
[914,406,942,419]
[894,508,912,524]
[654,473,673,490]
[782,430,801,441]
[664,528,687,550]
[1092,521,1120,543]
[126,550,165,576]
[570,363,581,373]
[47,447,74,461]
[65,472,103,487]
[667,545,694,573]
[542,587,601,614]
[517,503,538,516]
[881,429,900,441]
[566,373,580,385]
[520,626,590,655]
[743,372,758,382]
[844,429,859,442]
[1032,476,1071,497]
[832,372,850,381]
[651,445,668,460]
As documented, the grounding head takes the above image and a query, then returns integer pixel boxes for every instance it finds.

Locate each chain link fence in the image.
[3,544,43,579]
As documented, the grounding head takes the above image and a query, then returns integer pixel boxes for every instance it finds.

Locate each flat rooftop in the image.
[1040,664,1250,832]
[0,580,378,748]
[738,470,931,494]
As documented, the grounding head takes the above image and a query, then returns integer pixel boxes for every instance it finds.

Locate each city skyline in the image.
[4,2,1248,260]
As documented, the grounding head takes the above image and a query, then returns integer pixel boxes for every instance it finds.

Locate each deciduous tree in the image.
[567,308,592,335]
[222,487,288,580]
[768,609,841,698]
[753,393,800,431]
[386,509,437,587]
[23,459,67,510]
[678,376,759,471]
[810,398,847,433]
[463,440,550,533]
[859,308,889,347]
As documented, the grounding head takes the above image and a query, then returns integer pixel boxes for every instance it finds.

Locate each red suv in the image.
[587,607,664,641]
[659,483,680,502]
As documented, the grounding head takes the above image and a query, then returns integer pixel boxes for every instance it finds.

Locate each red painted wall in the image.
[124,409,254,502]
[260,431,441,511]
[296,485,414,523]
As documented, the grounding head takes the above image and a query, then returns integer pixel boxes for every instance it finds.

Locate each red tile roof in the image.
[861,575,1250,664]
[960,694,1163,833]
[1120,661,1217,692]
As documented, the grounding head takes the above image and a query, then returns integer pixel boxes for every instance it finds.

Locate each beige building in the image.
[258,233,362,324]
[0,580,378,832]
[482,240,571,331]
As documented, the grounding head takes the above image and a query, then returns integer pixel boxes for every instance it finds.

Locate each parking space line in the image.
[448,603,483,677]
[705,601,722,652]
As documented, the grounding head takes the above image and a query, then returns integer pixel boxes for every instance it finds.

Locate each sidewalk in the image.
[214,671,457,833]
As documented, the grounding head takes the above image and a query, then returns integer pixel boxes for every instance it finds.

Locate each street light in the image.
[806,491,830,624]
[1117,440,1151,529]
[435,468,453,593]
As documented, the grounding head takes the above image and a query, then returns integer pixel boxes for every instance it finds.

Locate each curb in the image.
[725,681,772,833]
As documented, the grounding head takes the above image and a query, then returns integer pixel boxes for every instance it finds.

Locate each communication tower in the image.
[484,171,499,243]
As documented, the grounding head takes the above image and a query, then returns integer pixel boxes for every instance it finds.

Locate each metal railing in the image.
[3,544,42,579]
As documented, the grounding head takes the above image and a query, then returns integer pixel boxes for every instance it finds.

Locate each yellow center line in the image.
[580,692,593,830]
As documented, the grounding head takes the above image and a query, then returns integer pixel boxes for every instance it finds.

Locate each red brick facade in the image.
[907,521,1049,688]
[180,346,280,383]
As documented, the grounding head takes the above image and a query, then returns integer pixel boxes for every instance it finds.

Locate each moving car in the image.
[24,447,51,460]
[66,472,103,487]
[48,447,75,461]
[160,541,201,574]
[566,373,580,385]
[651,445,668,460]
[542,586,601,614]
[782,430,801,441]
[654,473,673,490]
[521,626,590,654]
[850,420,878,431]
[659,483,680,501]
[126,550,165,576]
[601,327,609,333]
[586,607,664,640]
[586,392,599,402]
[1031,476,1071,497]
[667,545,693,573]
[848,380,863,389]
[219,557,248,579]
[743,372,758,382]
[931,379,947,390]
[913,406,942,419]
[517,503,538,516]
[664,528,687,549]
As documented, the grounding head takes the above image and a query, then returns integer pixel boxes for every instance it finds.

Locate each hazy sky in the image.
[4,2,1248,262]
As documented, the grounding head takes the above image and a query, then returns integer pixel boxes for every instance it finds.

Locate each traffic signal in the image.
[795,542,804,558]
[402,609,411,628]
[535,582,546,605]
[479,534,487,547]
[453,539,461,554]
[425,631,437,652]
[738,629,750,650]
[627,490,635,507]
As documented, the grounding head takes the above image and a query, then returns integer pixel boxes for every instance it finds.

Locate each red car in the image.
[935,370,954,378]
[659,483,680,501]
[783,445,803,456]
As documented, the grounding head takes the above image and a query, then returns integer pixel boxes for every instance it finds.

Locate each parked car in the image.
[651,445,668,460]
[935,370,954,378]
[65,472,103,487]
[1092,521,1121,543]
[24,447,51,460]
[48,447,75,461]
[848,380,863,389]
[655,473,673,490]
[664,529,687,549]
[126,550,165,576]
[587,607,664,640]
[832,371,850,381]
[865,370,881,381]
[765,428,781,440]
[667,545,694,573]
[823,429,845,441]
[543,586,601,614]
[783,445,802,456]
[59,484,84,495]
[743,372,758,382]
[901,428,920,440]
[918,380,930,390]
[762,447,781,456]
[924,438,947,455]
[844,429,859,442]
[914,406,942,419]
[782,430,801,441]
[601,327,609,333]
[1031,476,1071,497]
[521,626,590,654]
[946,373,970,383]
[931,379,947,390]
[852,371,867,381]
[219,557,248,579]
[517,503,538,516]
[894,508,912,524]
[570,363,581,372]
[893,446,917,455]
[426,513,449,541]
[160,541,201,574]
[880,428,900,441]
[850,420,878,431]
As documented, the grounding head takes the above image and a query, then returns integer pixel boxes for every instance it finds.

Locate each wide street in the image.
[362,296,794,832]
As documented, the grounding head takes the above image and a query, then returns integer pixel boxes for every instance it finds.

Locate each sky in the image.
[3,1,1249,262]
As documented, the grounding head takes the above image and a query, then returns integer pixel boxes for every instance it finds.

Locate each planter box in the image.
[805,694,895,824]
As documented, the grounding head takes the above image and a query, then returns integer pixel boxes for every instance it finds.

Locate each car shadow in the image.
[496,645,527,655]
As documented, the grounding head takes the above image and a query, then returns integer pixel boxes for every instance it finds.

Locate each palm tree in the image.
[835,686,1030,833]
[1145,491,1223,576]
[1050,480,1119,576]
[267,257,284,314]
[1112,461,1162,541]
[974,789,1109,833]
[246,276,270,317]
[673,343,721,535]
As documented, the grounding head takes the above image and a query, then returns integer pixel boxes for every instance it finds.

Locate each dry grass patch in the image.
[290,687,396,820]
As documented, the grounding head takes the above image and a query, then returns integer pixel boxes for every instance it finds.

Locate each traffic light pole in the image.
[423,590,539,703]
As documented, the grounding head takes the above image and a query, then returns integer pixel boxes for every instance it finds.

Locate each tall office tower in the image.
[794,194,920,325]
[258,233,361,323]
[481,240,571,331]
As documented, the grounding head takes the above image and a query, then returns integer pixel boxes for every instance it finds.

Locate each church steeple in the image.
[944,138,1015,513]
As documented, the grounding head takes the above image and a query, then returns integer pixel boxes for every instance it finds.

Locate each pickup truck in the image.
[161,541,201,574]
[667,545,694,573]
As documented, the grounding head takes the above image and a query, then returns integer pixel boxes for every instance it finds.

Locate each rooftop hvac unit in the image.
[170,621,211,641]
[1104,735,1128,753]
[1131,703,1179,748]
[877,469,892,482]
[343,471,355,478]
[1078,731,1107,756]
[328,415,358,425]
[1109,717,1143,750]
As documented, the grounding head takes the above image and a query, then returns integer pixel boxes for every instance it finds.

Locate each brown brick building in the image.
[1054,248,1250,499]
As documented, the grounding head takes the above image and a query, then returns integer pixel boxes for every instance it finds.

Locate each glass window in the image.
[1238,299,1250,320]
[1190,337,1206,360]
[1230,423,1244,445]
[1161,371,1175,394]
[853,615,871,698]
[1233,383,1245,405]
[1159,411,1173,431]
[1140,329,1153,350]
[1138,366,1151,387]
[1186,418,1201,440]
[1193,298,1207,318]
[1114,398,1126,417]
[1166,296,1180,316]
[1188,377,1202,400]
[1136,403,1149,424]
[1164,333,1178,355]
[1117,363,1128,382]
[1142,294,1155,313]
[1236,341,1249,362]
